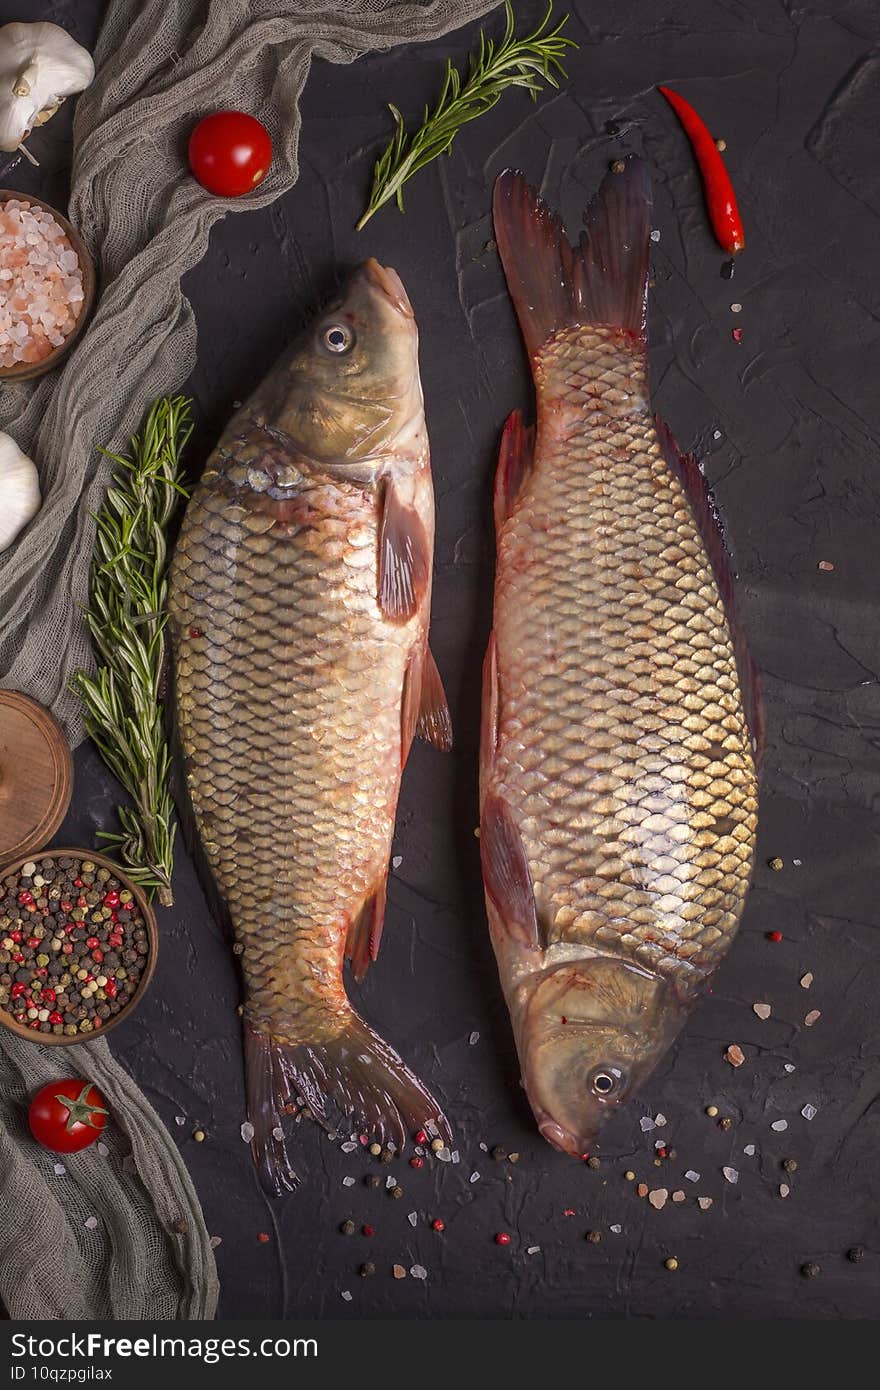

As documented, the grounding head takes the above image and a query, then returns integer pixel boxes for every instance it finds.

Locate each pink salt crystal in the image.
[0,199,84,367]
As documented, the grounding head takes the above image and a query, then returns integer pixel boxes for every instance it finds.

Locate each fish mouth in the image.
[537,1116,597,1159]
[359,258,414,319]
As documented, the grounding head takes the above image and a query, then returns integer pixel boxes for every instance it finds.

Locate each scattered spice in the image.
[360,1262,375,1278]
[361,1224,374,1237]
[800,972,814,989]
[585,1230,602,1244]
[767,930,783,942]
[508,1151,520,1164]
[392,1264,407,1280]
[817,560,835,572]
[804,1010,821,1027]
[636,1183,649,1198]
[495,1231,511,1246]
[664,1256,679,1271]
[731,327,743,344]
[368,1142,382,1156]
[697,1197,713,1210]
[340,1220,355,1236]
[409,1156,424,1169]
[624,1170,636,1181]
[658,85,745,253]
[847,1246,865,1264]
[192,1129,205,1143]
[719,1117,733,1132]
[390,1186,404,1200]
[257,1232,270,1244]
[672,1190,686,1203]
[725,1043,745,1067]
[586,1155,600,1169]
[768,857,784,871]
[491,1144,507,1161]
[705,1105,719,1118]
[0,855,150,1035]
[610,158,627,174]
[783,1158,798,1173]
[801,1262,820,1279]
[431,1218,445,1232]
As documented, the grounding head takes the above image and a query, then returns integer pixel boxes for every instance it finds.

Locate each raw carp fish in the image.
[481,158,760,1157]
[168,260,452,1194]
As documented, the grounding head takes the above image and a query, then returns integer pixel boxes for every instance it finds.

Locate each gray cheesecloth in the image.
[0,0,498,1321]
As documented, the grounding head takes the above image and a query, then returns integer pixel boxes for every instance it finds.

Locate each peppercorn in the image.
[624,1170,636,1181]
[380,1148,393,1164]
[801,1262,820,1279]
[365,1174,381,1189]
[491,1145,507,1161]
[340,1220,355,1236]
[719,1117,733,1131]
[586,1155,601,1169]
[585,1231,602,1244]
[359,1262,376,1278]
[390,1186,404,1200]
[782,1158,797,1174]
[508,1152,520,1164]
[846,1246,865,1264]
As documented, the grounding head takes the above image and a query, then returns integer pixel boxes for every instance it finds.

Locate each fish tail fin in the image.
[492,157,653,356]
[244,1013,450,1196]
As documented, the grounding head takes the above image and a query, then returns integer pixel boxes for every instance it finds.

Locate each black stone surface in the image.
[3,0,879,1319]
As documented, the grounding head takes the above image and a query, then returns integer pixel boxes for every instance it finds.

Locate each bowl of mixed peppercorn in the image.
[0,849,157,1044]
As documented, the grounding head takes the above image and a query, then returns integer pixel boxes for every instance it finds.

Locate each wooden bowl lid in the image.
[0,690,73,864]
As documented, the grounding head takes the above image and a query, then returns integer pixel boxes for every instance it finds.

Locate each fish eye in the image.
[590,1067,623,1098]
[321,323,354,355]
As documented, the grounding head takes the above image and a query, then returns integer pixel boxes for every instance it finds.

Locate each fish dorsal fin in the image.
[378,477,430,622]
[655,415,764,766]
[493,158,653,358]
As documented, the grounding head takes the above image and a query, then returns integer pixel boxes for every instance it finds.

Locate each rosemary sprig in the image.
[357,1,576,231]
[71,396,192,907]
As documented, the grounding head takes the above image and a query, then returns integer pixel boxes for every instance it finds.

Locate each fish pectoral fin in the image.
[654,414,764,768]
[494,410,536,531]
[378,478,430,622]
[480,791,540,949]
[415,646,452,752]
[345,878,388,981]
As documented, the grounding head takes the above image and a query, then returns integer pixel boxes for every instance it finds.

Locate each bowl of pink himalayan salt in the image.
[0,191,95,382]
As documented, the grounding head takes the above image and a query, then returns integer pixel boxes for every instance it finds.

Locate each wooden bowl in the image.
[0,690,73,864]
[0,189,96,383]
[0,847,158,1046]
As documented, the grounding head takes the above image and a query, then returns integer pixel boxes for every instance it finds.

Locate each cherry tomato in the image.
[28,1079,109,1153]
[188,111,272,197]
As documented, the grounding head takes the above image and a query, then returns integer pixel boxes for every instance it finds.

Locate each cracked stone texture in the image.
[4,0,879,1319]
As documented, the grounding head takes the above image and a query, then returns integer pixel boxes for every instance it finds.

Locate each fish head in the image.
[518,957,686,1157]
[272,259,424,472]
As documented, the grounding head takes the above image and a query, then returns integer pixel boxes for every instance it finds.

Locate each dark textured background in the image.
[3,0,879,1319]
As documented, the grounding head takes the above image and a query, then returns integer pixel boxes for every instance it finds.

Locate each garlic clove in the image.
[0,432,41,553]
[0,22,94,153]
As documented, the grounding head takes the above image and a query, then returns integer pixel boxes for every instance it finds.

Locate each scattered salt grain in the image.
[386,1176,397,1189]
[96,1142,109,1158]
[650,228,661,241]
[800,972,813,989]
[655,1139,666,1151]
[784,1063,796,1073]
[753,1003,772,1020]
[685,1169,700,1183]
[648,1188,668,1210]
[779,1183,790,1199]
[725,1044,745,1067]
[804,1010,821,1027]
[469,1171,480,1184]
[527,1245,541,1254]
[640,1116,656,1132]
[697,1197,713,1210]
[209,1235,222,1248]
[175,1115,186,1127]
[479,1142,488,1152]
[341,1141,357,1153]
[53,1162,66,1176]
[713,429,722,440]
[451,1150,460,1164]
[411,1265,427,1280]
[272,1127,284,1141]
[407,1212,418,1227]
[392,856,402,869]
[722,1166,739,1184]
[436,1146,452,1163]
[654,1113,667,1127]
[240,1121,254,1143]
[469,1031,480,1045]
[342,1176,356,1187]
[341,1290,352,1302]
[610,1224,622,1234]
[771,1119,788,1132]
[743,1144,756,1157]
[84,1216,98,1229]
[801,1103,818,1121]
[672,1190,686,1203]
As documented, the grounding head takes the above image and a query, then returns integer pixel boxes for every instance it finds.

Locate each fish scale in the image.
[170,458,412,1044]
[494,324,757,987]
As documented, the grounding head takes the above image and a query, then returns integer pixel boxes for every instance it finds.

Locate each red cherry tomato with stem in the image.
[188,111,272,197]
[28,1079,109,1153]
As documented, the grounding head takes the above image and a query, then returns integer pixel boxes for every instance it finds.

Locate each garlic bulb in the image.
[0,432,40,552]
[0,22,94,153]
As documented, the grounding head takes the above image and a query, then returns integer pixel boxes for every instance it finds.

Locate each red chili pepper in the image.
[658,86,745,255]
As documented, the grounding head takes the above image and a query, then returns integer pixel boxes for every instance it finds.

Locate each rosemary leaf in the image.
[357,1,576,230]
[71,395,192,907]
